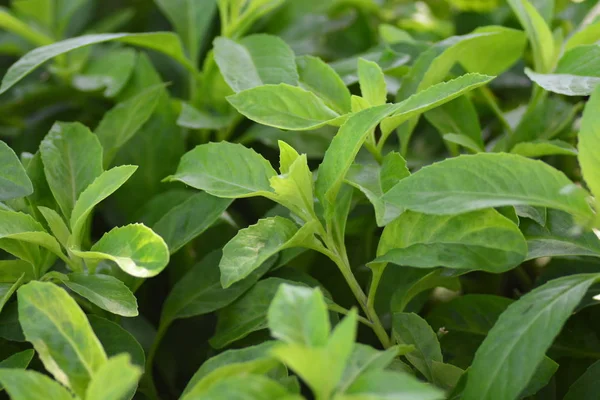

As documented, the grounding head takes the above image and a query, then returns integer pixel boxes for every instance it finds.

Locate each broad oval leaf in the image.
[88,315,145,368]
[227,83,341,131]
[463,273,600,400]
[316,73,494,209]
[85,354,142,400]
[40,122,103,219]
[166,142,277,198]
[525,68,600,96]
[70,165,138,245]
[563,359,600,400]
[374,209,527,273]
[0,32,196,94]
[578,85,600,208]
[383,153,594,223]
[17,281,107,397]
[60,273,138,317]
[0,140,33,201]
[73,224,169,278]
[214,34,298,93]
[220,216,299,288]
[0,369,74,400]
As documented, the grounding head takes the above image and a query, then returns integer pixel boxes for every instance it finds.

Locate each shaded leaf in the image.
[0,140,33,201]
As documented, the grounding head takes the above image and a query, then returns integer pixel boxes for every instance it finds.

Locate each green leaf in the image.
[383,153,594,223]
[316,73,494,209]
[462,273,600,400]
[431,361,464,392]
[0,274,27,313]
[297,55,351,114]
[72,47,137,98]
[183,342,278,396]
[511,139,577,157]
[335,369,445,400]
[227,83,340,130]
[88,315,145,368]
[0,260,34,283]
[0,140,33,201]
[155,0,217,63]
[345,152,410,226]
[167,142,277,198]
[160,251,274,327]
[214,34,298,93]
[520,356,558,397]
[578,85,600,209]
[525,68,600,96]
[0,209,67,266]
[220,217,299,288]
[425,96,484,152]
[95,84,163,166]
[0,32,196,94]
[392,312,442,381]
[374,209,527,273]
[507,0,555,73]
[337,344,400,392]
[272,310,357,400]
[40,122,103,219]
[152,192,232,254]
[58,273,138,317]
[185,374,295,400]
[69,165,137,245]
[176,102,234,130]
[565,21,600,51]
[0,369,75,400]
[358,58,387,106]
[0,349,34,369]
[18,281,107,397]
[210,278,302,349]
[0,7,52,47]
[37,206,70,248]
[563,359,600,400]
[85,354,142,400]
[72,224,169,278]
[521,210,600,259]
[267,284,330,346]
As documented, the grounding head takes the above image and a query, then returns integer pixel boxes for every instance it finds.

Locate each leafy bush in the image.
[0,0,600,399]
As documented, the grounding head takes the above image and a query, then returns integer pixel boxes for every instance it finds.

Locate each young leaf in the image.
[59,273,138,317]
[69,165,137,245]
[563,359,600,400]
[374,209,527,273]
[336,369,445,400]
[267,284,330,346]
[0,349,34,370]
[463,273,600,400]
[393,312,442,381]
[315,73,494,209]
[155,0,217,63]
[337,344,400,392]
[511,139,577,158]
[383,153,594,223]
[269,148,315,220]
[220,217,300,288]
[0,140,33,201]
[37,206,70,248]
[72,47,137,98]
[227,84,340,130]
[525,68,600,96]
[18,281,107,397]
[0,369,75,400]
[166,142,277,198]
[358,58,387,106]
[186,374,295,400]
[152,192,232,254]
[85,354,142,400]
[578,85,600,209]
[0,32,196,94]
[160,251,274,328]
[296,55,352,114]
[214,34,299,93]
[40,122,103,219]
[72,224,169,278]
[95,84,163,166]
[507,0,555,73]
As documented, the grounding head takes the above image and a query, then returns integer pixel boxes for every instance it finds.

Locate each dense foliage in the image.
[1,0,600,399]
